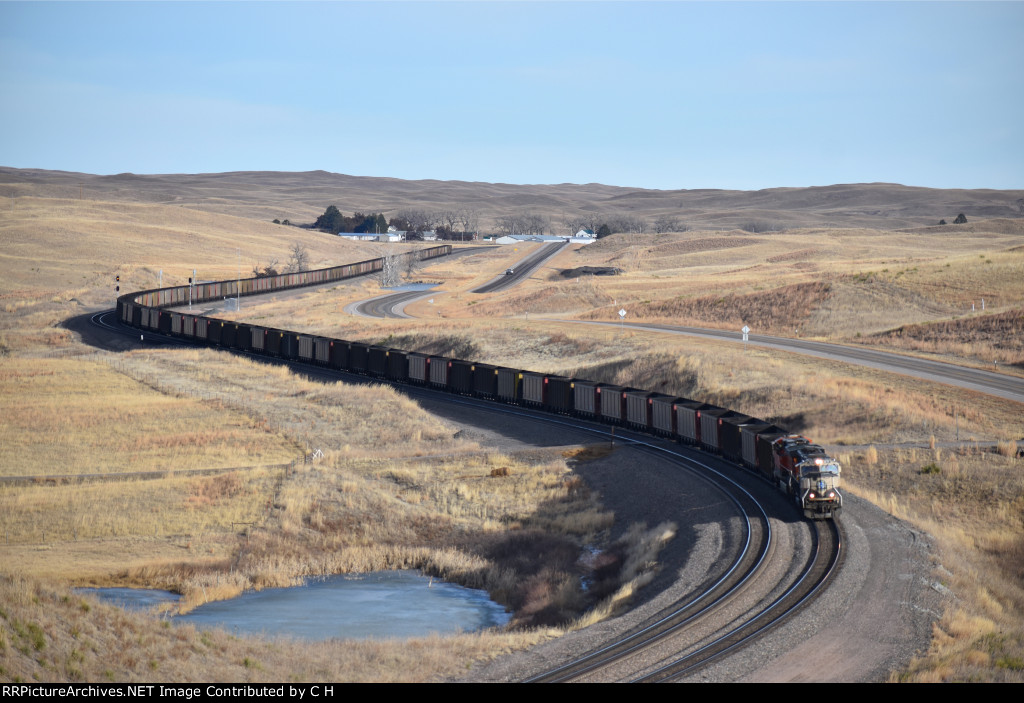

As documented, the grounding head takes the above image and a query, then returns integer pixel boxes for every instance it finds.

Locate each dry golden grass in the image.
[0,467,283,545]
[0,357,299,478]
[864,307,1024,368]
[110,348,467,458]
[558,230,1024,349]
[0,196,383,296]
[188,446,623,627]
[572,521,677,629]
[1,338,670,680]
[223,301,1024,446]
[0,195,405,355]
[3,179,1023,681]
[842,445,1024,682]
[217,222,1024,374]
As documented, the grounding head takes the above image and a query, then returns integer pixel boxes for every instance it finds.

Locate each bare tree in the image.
[521,212,549,236]
[456,208,479,237]
[579,213,605,233]
[560,213,592,236]
[605,213,646,234]
[654,215,688,233]
[287,242,310,272]
[378,245,403,287]
[397,209,437,234]
[494,214,521,236]
[494,212,548,237]
[404,249,421,278]
[740,221,782,233]
[439,209,460,233]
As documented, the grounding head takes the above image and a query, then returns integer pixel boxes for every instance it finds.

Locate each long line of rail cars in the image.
[116,245,841,520]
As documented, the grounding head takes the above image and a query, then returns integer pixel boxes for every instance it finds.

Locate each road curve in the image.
[558,319,1024,405]
[346,287,439,319]
[349,241,570,318]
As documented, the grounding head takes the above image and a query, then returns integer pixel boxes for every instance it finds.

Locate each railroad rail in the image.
[526,442,772,682]
[102,246,852,681]
[640,519,843,682]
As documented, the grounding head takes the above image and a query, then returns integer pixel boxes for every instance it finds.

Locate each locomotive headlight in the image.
[828,491,835,499]
[808,492,816,499]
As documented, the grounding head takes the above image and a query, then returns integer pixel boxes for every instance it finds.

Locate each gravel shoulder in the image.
[693,492,942,682]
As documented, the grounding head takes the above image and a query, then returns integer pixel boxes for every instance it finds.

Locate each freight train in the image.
[116,245,842,520]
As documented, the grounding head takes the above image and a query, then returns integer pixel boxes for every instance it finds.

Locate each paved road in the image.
[559,319,1024,405]
[346,287,439,319]
[350,241,570,318]
[472,241,568,294]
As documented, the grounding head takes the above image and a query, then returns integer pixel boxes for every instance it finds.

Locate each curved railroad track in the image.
[637,519,842,682]
[520,444,845,683]
[526,451,773,683]
[74,309,835,681]
[69,280,938,682]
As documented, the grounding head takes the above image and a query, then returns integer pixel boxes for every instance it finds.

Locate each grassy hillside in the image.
[1,169,1023,682]
[3,167,1022,232]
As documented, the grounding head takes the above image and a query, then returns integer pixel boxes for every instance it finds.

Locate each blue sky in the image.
[1,1,1021,190]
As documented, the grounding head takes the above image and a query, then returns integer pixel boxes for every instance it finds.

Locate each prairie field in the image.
[0,356,299,478]
[1,172,1023,681]
[1,347,668,681]
[841,444,1024,682]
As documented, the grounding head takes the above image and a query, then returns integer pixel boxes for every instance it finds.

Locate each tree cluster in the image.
[438,208,479,238]
[312,206,479,240]
[558,212,661,237]
[559,213,604,236]
[252,260,279,278]
[495,213,549,237]
[741,221,783,233]
[314,206,388,234]
[603,214,647,235]
[654,215,689,233]
[395,208,479,240]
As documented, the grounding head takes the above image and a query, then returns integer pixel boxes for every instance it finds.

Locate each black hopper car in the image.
[118,245,842,520]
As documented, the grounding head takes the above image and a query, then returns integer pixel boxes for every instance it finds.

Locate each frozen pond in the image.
[80,571,510,640]
[382,283,439,291]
